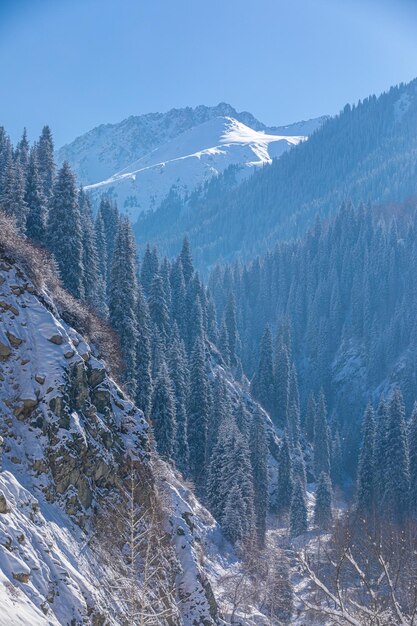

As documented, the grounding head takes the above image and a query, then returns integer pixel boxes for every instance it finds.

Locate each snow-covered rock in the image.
[0,258,229,624]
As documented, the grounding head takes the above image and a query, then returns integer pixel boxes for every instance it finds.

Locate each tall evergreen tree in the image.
[251,325,274,417]
[383,388,410,523]
[98,196,119,289]
[314,472,333,529]
[356,403,375,516]
[108,217,138,396]
[249,410,268,544]
[374,397,389,505]
[135,285,153,418]
[290,479,308,537]
[275,433,294,514]
[0,151,28,231]
[94,209,108,299]
[25,148,47,246]
[224,294,239,367]
[274,339,290,428]
[188,336,210,491]
[409,402,417,516]
[79,188,106,314]
[314,390,331,478]
[168,327,190,476]
[150,361,176,461]
[37,126,55,199]
[180,236,194,285]
[47,161,84,298]
[304,392,317,443]
[149,274,170,343]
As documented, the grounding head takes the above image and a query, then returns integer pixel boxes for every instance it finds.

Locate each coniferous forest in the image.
[2,5,417,623]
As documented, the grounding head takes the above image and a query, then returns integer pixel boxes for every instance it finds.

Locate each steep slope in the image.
[57,102,326,186]
[136,78,417,270]
[85,116,307,220]
[0,257,228,625]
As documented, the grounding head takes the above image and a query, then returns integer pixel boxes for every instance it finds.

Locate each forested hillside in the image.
[136,78,417,270]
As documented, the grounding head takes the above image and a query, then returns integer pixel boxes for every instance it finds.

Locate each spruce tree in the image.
[170,257,187,339]
[149,274,170,343]
[251,325,274,417]
[188,336,210,491]
[25,148,47,246]
[304,392,316,442]
[98,196,119,288]
[290,480,308,537]
[180,236,194,285]
[79,188,106,314]
[47,161,84,298]
[168,327,190,476]
[0,151,28,231]
[314,390,331,478]
[95,210,108,297]
[135,285,153,418]
[224,294,239,367]
[314,472,333,529]
[37,125,55,199]
[274,339,290,428]
[356,403,375,516]
[207,373,231,462]
[275,433,294,514]
[108,217,138,396]
[374,397,389,506]
[150,361,176,461]
[384,388,410,523]
[331,431,343,487]
[249,410,268,544]
[409,402,417,516]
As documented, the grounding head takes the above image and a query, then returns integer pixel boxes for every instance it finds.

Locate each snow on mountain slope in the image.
[85,116,307,220]
[0,257,230,625]
[57,102,326,187]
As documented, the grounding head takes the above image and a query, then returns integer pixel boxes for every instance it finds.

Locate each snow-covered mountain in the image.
[57,103,327,220]
[84,116,310,219]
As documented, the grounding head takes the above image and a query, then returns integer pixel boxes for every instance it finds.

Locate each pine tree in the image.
[409,402,417,516]
[94,210,108,301]
[287,364,301,443]
[383,388,410,523]
[149,274,170,343]
[140,244,159,298]
[251,325,274,417]
[222,483,246,545]
[290,480,308,537]
[47,161,84,298]
[168,327,190,475]
[218,320,231,366]
[108,217,138,396]
[0,151,28,231]
[15,128,29,173]
[98,196,119,289]
[314,390,331,478]
[275,433,294,514]
[180,236,194,285]
[374,397,389,506]
[37,125,55,199]
[224,294,239,367]
[356,403,375,516]
[170,257,187,339]
[207,373,231,462]
[274,339,290,428]
[79,188,106,314]
[314,472,333,529]
[331,431,343,487]
[187,336,210,491]
[249,410,268,544]
[25,148,47,246]
[135,285,153,418]
[150,361,176,461]
[304,392,316,442]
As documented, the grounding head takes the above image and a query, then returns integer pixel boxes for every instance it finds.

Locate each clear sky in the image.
[1,0,417,147]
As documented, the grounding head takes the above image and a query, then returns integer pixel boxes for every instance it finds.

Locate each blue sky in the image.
[1,0,417,146]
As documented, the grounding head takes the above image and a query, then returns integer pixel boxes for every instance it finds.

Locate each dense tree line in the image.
[0,125,268,548]
[136,79,417,270]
